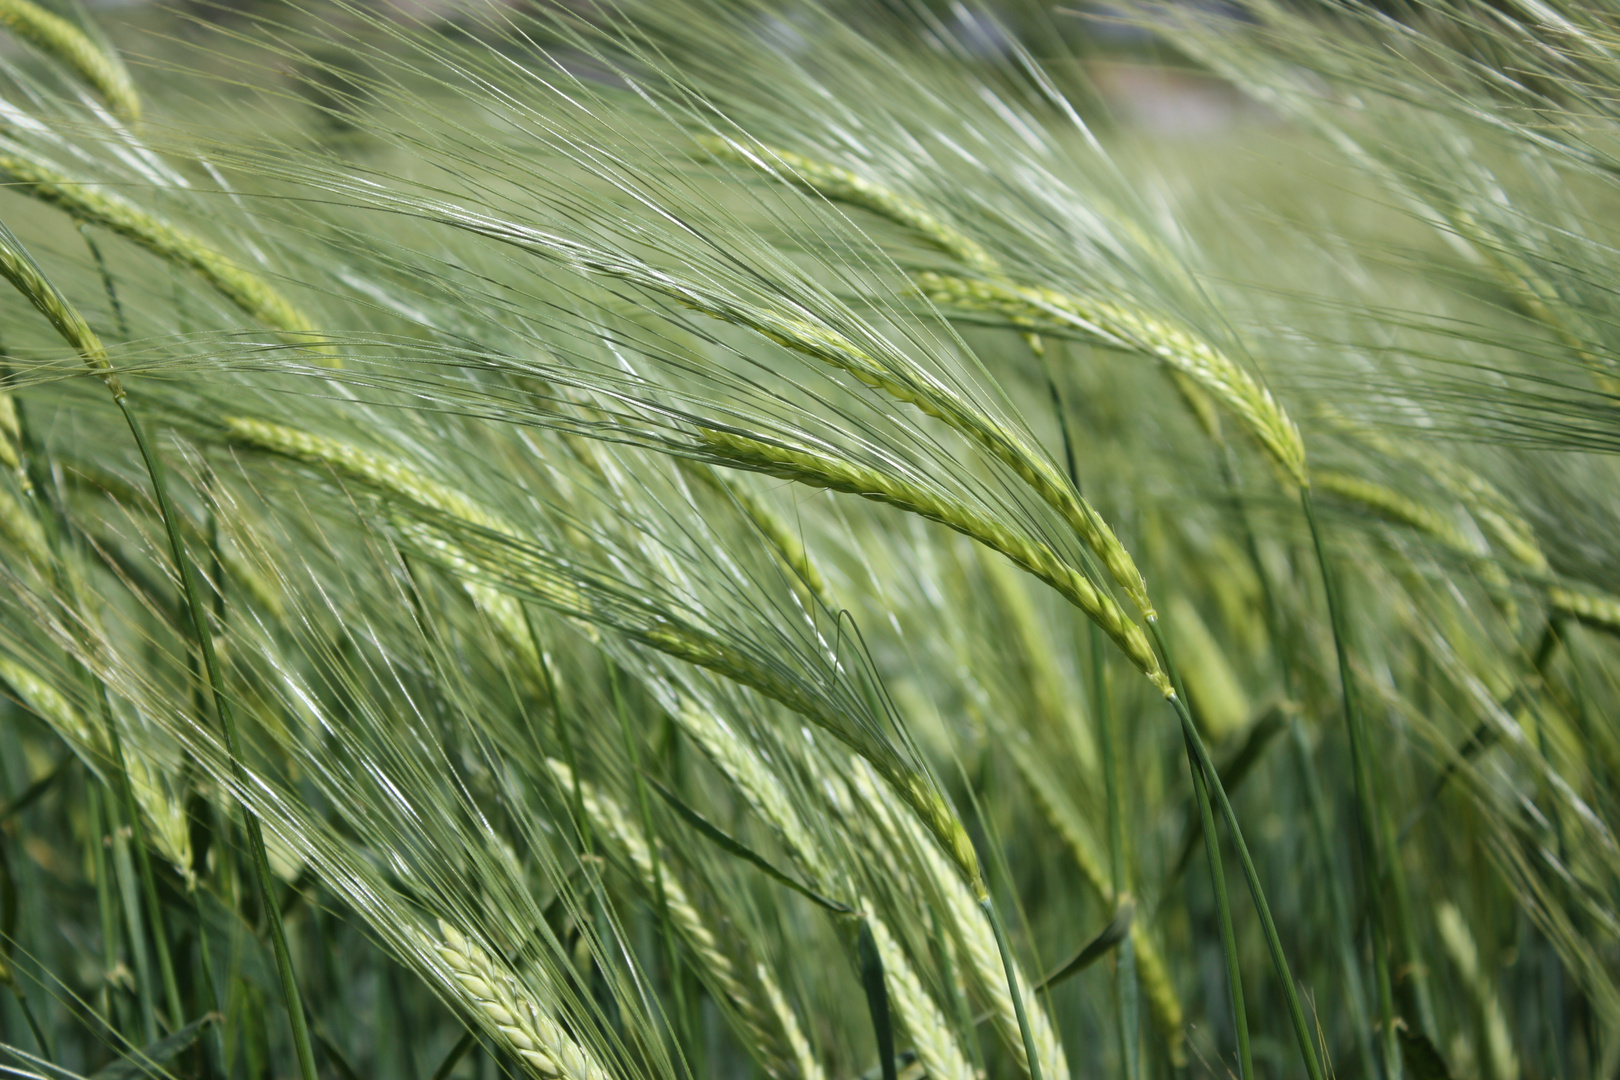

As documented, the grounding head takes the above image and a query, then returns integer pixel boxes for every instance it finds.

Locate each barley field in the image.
[0,4,1615,1080]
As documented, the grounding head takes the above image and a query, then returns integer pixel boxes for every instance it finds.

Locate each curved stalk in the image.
[981,898,1044,1080]
[118,401,319,1080]
[1148,618,1326,1080]
[1301,486,1402,1080]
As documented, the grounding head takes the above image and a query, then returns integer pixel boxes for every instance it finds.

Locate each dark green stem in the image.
[1170,689,1327,1080]
[105,788,158,1044]
[1093,621,1140,1080]
[1302,487,1401,1080]
[98,687,183,1032]
[981,897,1044,1080]
[1185,722,1252,1080]
[1150,621,1251,1080]
[116,398,319,1080]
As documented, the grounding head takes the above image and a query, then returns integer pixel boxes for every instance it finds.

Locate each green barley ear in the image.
[698,426,1171,696]
[425,920,614,1080]
[0,154,321,346]
[678,460,832,605]
[696,135,999,275]
[0,0,138,121]
[1547,585,1620,634]
[913,272,1307,488]
[544,758,810,1080]
[1319,408,1548,575]
[0,218,124,399]
[1312,470,1481,558]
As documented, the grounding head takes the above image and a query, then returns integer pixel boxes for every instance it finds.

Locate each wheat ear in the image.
[758,964,828,1080]
[0,0,138,121]
[669,703,975,1080]
[696,136,999,275]
[543,758,808,1080]
[679,460,832,605]
[700,427,1170,695]
[0,657,193,880]
[914,272,1307,487]
[1318,408,1548,573]
[0,220,124,398]
[1547,585,1620,632]
[1312,470,1481,556]
[0,155,316,339]
[1436,902,1518,1080]
[863,910,978,1080]
[426,920,613,1080]
[222,417,543,657]
[850,760,1070,1080]
[999,733,1184,1056]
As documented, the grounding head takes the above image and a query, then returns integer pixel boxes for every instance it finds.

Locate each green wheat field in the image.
[0,2,1614,1080]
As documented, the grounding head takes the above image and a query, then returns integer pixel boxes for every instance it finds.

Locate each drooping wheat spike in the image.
[1318,408,1548,574]
[426,919,614,1080]
[1547,585,1620,633]
[543,758,807,1080]
[222,417,543,658]
[913,272,1307,488]
[998,731,1185,1058]
[1436,902,1519,1080]
[0,393,23,477]
[0,220,124,399]
[850,760,1070,1080]
[1312,470,1481,556]
[1313,469,1521,623]
[758,963,828,1080]
[679,461,831,605]
[673,702,832,880]
[696,136,1000,275]
[863,911,978,1080]
[699,427,1170,695]
[0,155,317,340]
[678,295,1154,616]
[0,656,193,880]
[690,139,1157,616]
[0,485,51,570]
[669,701,975,1080]
[223,418,503,540]
[1442,204,1620,398]
[0,0,139,121]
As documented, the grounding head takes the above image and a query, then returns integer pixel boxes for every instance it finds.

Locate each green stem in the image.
[1092,621,1140,1080]
[1301,487,1401,1080]
[1187,727,1252,1080]
[1220,447,1376,1080]
[104,783,158,1044]
[1172,690,1326,1080]
[981,897,1044,1080]
[611,668,694,1080]
[115,398,319,1080]
[98,687,183,1032]
[1291,718,1378,1079]
[86,782,127,1032]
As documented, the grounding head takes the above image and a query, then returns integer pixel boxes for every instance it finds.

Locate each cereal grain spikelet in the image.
[545,760,803,1080]
[0,155,315,339]
[700,427,1170,694]
[0,0,139,120]
[429,920,613,1080]
[697,136,998,275]
[915,272,1307,486]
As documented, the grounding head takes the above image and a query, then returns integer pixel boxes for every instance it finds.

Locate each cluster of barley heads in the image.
[0,2,1616,1080]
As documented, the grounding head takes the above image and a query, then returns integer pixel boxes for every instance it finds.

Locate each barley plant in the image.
[0,2,1616,1080]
